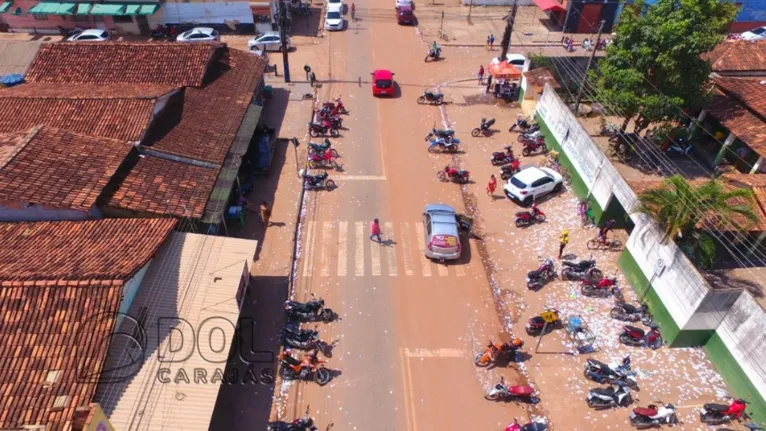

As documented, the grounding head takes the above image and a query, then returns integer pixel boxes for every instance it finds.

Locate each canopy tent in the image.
[487,61,521,79]
[534,0,565,12]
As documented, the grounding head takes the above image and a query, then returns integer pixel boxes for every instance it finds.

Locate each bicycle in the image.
[586,236,623,251]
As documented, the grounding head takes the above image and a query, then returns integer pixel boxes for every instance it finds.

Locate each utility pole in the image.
[498,0,518,62]
[439,11,444,38]
[468,0,473,23]
[574,19,604,115]
[279,0,291,83]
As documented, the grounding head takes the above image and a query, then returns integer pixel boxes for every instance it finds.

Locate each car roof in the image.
[326,9,342,16]
[258,31,280,38]
[514,167,547,182]
[373,69,393,79]
[80,29,107,36]
[425,203,456,215]
[190,27,215,34]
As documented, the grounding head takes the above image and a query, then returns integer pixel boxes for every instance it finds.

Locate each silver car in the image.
[422,204,461,261]
[248,31,291,52]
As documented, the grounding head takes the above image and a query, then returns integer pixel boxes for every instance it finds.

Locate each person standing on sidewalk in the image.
[259,201,272,226]
[310,71,317,87]
[485,74,492,94]
[489,34,495,50]
[558,229,569,259]
[370,218,382,243]
[486,36,491,51]
[477,65,485,84]
[486,174,497,200]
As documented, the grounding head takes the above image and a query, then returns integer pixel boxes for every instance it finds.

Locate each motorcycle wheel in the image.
[436,98,443,106]
[527,397,541,405]
[473,352,491,367]
[610,308,629,321]
[329,149,339,158]
[417,96,426,105]
[315,367,331,385]
[437,171,447,182]
[626,379,639,391]
[527,281,541,290]
[515,218,526,228]
[619,333,634,345]
[630,416,653,429]
[310,129,319,138]
[471,128,481,137]
[610,239,624,251]
[517,135,527,143]
[484,392,500,401]
[588,268,603,279]
[330,129,340,138]
[522,148,531,157]
[447,145,457,153]
[321,308,335,322]
[331,160,340,170]
[324,179,337,191]
[561,267,574,280]
[427,145,437,153]
[424,54,430,62]
[581,285,594,296]
[535,213,546,223]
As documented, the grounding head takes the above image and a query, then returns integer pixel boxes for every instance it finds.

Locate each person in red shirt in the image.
[486,174,497,199]
[478,65,485,84]
[370,218,382,242]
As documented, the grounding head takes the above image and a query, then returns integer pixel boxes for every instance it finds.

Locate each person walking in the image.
[486,36,491,51]
[558,229,569,259]
[485,74,492,94]
[489,34,495,50]
[259,201,272,226]
[310,71,317,87]
[370,218,382,243]
[486,174,497,200]
[477,65,485,84]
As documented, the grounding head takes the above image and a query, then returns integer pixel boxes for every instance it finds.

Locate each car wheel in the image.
[553,183,563,192]
[523,197,532,207]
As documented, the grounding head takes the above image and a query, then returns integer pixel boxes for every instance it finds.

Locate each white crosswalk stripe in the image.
[302,221,317,277]
[437,263,449,276]
[414,222,432,277]
[385,222,397,276]
[320,222,332,277]
[399,222,415,276]
[355,222,365,277]
[337,221,348,277]
[370,234,382,276]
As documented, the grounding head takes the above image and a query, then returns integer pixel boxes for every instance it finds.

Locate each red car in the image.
[371,69,395,97]
[397,5,415,25]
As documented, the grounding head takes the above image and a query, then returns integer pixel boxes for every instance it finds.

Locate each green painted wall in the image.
[705,333,766,425]
[672,329,714,348]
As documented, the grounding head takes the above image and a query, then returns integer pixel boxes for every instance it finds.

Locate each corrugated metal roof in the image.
[0,40,44,76]
[94,232,257,431]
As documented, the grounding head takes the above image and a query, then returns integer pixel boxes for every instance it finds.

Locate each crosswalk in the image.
[300,220,472,278]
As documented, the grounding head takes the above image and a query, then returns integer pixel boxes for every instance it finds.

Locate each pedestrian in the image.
[567,38,574,52]
[486,174,497,199]
[477,65,485,84]
[489,34,495,50]
[486,36,491,51]
[370,218,382,243]
[558,229,569,259]
[259,201,272,226]
[485,74,492,94]
[310,71,317,87]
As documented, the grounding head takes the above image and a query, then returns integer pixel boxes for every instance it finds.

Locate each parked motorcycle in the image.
[611,301,652,325]
[425,127,455,141]
[285,293,338,322]
[485,377,540,404]
[586,384,633,409]
[509,116,540,133]
[308,150,340,170]
[600,122,618,137]
[150,24,177,41]
[619,325,662,349]
[515,203,545,228]
[500,161,521,180]
[471,118,496,137]
[315,111,343,129]
[428,137,461,153]
[561,257,602,281]
[630,403,678,429]
[308,120,340,138]
[424,46,442,62]
[267,405,321,431]
[279,349,331,385]
[525,307,561,335]
[308,139,340,158]
[505,418,548,431]
[301,171,337,191]
[526,258,555,290]
[700,398,748,425]
[417,90,444,105]
[321,96,348,115]
[437,166,470,183]
[517,130,543,141]
[520,135,548,156]
[491,146,517,166]
[473,338,524,367]
[58,25,84,38]
[584,356,638,390]
[281,325,322,350]
[663,137,692,157]
[581,276,619,298]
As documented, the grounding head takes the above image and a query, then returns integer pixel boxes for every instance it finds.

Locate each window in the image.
[327,11,340,19]
[33,13,48,20]
[113,15,132,23]
[510,177,526,189]
[78,35,98,40]
[375,79,392,88]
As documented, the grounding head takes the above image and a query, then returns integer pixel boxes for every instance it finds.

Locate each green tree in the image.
[636,176,759,269]
[592,0,738,132]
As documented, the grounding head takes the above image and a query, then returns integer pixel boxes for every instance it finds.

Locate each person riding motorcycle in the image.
[444,165,459,178]
[431,41,440,56]
[490,338,523,359]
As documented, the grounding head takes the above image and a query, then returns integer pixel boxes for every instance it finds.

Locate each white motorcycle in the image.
[629,403,678,429]
[586,384,632,409]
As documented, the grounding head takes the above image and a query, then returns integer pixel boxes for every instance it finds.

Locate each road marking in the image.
[337,221,348,277]
[401,348,418,431]
[339,175,387,181]
[414,222,431,277]
[370,235,382,276]
[455,265,465,277]
[399,350,414,431]
[400,222,415,276]
[437,263,448,277]
[404,348,468,358]
[302,221,316,277]
[320,222,332,277]
[385,222,398,276]
[355,222,365,277]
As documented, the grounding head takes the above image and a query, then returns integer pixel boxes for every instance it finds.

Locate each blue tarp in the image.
[255,135,272,170]
[0,74,24,87]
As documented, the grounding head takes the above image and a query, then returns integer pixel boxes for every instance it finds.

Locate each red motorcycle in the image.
[520,135,547,156]
[437,166,470,184]
[308,120,340,138]
[700,398,748,425]
[619,325,662,349]
[321,96,348,115]
[506,418,548,431]
[485,377,540,404]
[515,203,545,227]
[307,150,339,170]
[315,110,343,129]
[491,146,517,166]
[500,160,521,180]
[581,276,619,298]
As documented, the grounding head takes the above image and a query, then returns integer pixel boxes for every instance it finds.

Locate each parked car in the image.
[422,204,461,261]
[327,0,344,13]
[324,10,344,31]
[67,29,111,42]
[371,69,395,96]
[491,53,528,72]
[397,5,415,24]
[741,26,766,40]
[248,32,291,52]
[176,27,220,42]
[396,0,413,9]
[503,167,563,206]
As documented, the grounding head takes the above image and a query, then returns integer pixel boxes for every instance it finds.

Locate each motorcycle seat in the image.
[527,270,541,278]
[509,385,534,395]
[530,316,545,325]
[625,325,645,336]
[622,303,638,313]
[633,407,658,417]
[704,403,729,412]
[591,387,616,396]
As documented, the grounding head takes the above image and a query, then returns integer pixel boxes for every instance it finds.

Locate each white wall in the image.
[148,2,254,26]
[717,292,766,399]
[115,261,152,329]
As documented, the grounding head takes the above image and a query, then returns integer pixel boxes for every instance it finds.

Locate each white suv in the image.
[396,0,412,9]
[504,167,563,206]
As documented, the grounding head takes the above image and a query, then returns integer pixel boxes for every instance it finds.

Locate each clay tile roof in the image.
[705,88,766,154]
[0,126,134,211]
[26,42,222,87]
[104,156,219,218]
[0,129,33,165]
[143,49,267,164]
[723,172,766,188]
[523,67,561,89]
[0,218,176,282]
[0,283,121,430]
[0,82,177,99]
[713,77,766,117]
[703,40,766,74]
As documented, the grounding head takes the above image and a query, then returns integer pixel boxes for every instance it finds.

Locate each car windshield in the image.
[753,27,766,34]
[376,79,392,88]
[510,177,527,188]
[402,10,412,15]
[327,11,341,18]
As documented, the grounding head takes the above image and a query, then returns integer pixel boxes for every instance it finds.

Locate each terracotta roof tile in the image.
[705,89,766,154]
[0,129,34,166]
[722,172,766,188]
[0,126,134,211]
[704,40,766,74]
[0,283,121,430]
[26,42,221,87]
[713,77,766,117]
[0,218,176,282]
[144,49,267,164]
[0,82,177,99]
[104,157,219,218]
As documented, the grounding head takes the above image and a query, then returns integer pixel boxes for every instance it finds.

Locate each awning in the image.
[29,2,61,14]
[534,0,565,12]
[76,2,91,13]
[122,4,139,14]
[0,2,12,13]
[89,3,124,14]
[137,3,158,15]
[51,2,75,14]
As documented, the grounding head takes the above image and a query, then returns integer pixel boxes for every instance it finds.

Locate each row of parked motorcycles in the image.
[307,97,348,138]
[267,405,332,431]
[301,98,349,191]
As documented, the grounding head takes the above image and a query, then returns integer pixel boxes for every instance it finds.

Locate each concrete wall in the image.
[0,202,101,221]
[148,2,255,27]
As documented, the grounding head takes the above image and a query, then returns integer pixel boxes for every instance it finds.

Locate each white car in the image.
[504,167,564,206]
[324,10,344,31]
[248,32,291,52]
[176,27,220,42]
[492,53,528,72]
[395,0,412,9]
[327,0,344,13]
[67,29,111,42]
[741,26,766,40]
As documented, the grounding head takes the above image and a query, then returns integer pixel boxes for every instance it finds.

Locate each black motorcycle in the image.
[267,406,324,431]
[425,127,455,141]
[285,294,338,322]
[491,146,517,166]
[308,139,340,158]
[510,117,539,133]
[281,324,323,350]
[308,121,340,138]
[417,90,444,105]
[301,171,337,191]
[500,163,521,180]
[471,118,496,137]
[560,257,602,281]
[526,259,556,290]
[424,46,442,62]
[610,301,652,325]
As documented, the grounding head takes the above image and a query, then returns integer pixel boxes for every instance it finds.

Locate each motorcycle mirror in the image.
[305,405,311,415]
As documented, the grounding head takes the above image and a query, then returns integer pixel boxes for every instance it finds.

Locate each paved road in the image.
[279,1,531,429]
